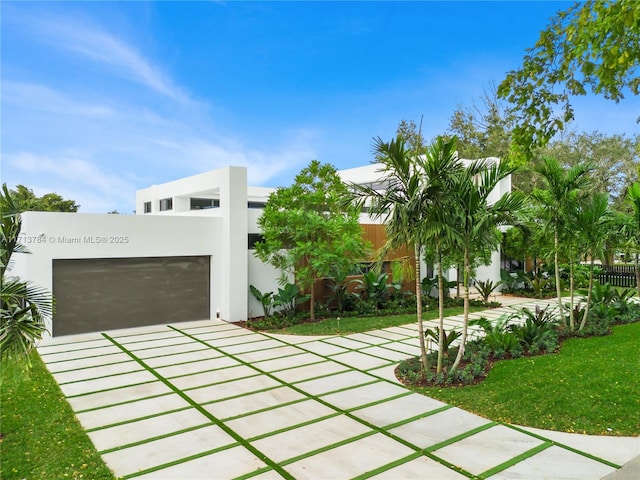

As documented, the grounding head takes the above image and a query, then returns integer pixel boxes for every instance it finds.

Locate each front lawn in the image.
[266,305,486,335]
[411,322,640,436]
[0,352,115,480]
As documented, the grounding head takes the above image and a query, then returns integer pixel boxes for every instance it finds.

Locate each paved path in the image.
[38,296,639,479]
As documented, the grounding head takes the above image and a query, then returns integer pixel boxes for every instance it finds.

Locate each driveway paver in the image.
[38,297,639,479]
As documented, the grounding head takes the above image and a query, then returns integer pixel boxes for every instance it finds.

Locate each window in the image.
[143,201,152,214]
[159,198,173,211]
[248,201,267,209]
[248,233,265,249]
[190,198,220,210]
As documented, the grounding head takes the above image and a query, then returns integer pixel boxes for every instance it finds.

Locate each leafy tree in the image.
[1,184,52,367]
[447,81,516,163]
[395,118,427,153]
[9,185,80,212]
[531,157,593,330]
[499,0,640,154]
[254,160,368,321]
[543,132,639,208]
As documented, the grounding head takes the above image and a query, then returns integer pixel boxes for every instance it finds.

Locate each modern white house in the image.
[11,160,510,338]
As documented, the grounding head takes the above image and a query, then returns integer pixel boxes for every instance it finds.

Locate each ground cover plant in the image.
[410,322,640,436]
[0,353,114,480]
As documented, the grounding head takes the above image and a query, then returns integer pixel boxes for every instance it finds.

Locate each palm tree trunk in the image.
[414,243,428,373]
[569,253,575,331]
[450,249,470,375]
[580,258,595,331]
[436,243,445,375]
[554,229,565,327]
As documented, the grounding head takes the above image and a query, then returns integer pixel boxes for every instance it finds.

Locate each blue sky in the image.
[2,1,638,213]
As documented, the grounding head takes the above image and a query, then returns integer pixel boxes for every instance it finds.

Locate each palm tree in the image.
[448,159,524,374]
[531,157,592,330]
[348,135,461,373]
[1,184,52,367]
[574,192,611,331]
[624,182,640,298]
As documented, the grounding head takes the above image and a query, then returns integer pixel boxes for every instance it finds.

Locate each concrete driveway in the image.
[39,299,639,479]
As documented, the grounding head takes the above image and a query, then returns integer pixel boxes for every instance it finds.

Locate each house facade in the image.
[12,161,509,338]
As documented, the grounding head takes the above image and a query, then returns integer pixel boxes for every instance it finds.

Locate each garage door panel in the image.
[53,256,210,336]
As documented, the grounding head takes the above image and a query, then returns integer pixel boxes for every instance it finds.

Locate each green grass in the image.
[268,305,486,335]
[0,352,115,480]
[413,322,640,436]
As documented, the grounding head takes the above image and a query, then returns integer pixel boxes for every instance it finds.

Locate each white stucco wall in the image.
[13,211,251,338]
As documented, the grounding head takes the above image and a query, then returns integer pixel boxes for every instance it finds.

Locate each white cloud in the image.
[19,13,193,105]
[5,152,136,213]
[2,82,115,118]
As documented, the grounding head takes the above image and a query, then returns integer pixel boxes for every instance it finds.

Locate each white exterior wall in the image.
[13,212,225,339]
[12,160,512,337]
[135,166,250,322]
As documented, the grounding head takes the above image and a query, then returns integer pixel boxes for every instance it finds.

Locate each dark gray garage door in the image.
[52,256,210,336]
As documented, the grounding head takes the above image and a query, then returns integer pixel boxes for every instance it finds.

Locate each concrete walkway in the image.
[38,296,639,479]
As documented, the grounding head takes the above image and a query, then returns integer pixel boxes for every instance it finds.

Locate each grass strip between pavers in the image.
[42,349,132,364]
[102,333,296,480]
[477,441,553,479]
[75,390,174,414]
[179,372,263,392]
[504,423,622,468]
[379,404,454,431]
[169,325,480,478]
[85,405,193,432]
[57,367,147,385]
[219,396,310,423]
[97,420,216,454]
[65,379,158,398]
[46,358,133,375]
[120,442,244,479]
[424,422,498,454]
[278,429,379,466]
[349,451,429,480]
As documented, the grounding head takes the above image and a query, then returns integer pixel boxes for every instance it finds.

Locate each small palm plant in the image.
[424,327,462,358]
[474,279,501,303]
[1,184,52,367]
[249,285,274,319]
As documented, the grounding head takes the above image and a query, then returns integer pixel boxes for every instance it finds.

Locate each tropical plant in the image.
[500,269,524,293]
[348,134,463,373]
[470,316,520,357]
[474,279,501,303]
[1,184,52,367]
[424,327,462,358]
[249,285,274,319]
[446,159,525,374]
[624,182,640,298]
[531,157,592,331]
[354,270,390,310]
[325,273,358,314]
[509,306,559,353]
[522,270,551,298]
[272,283,310,320]
[574,192,612,331]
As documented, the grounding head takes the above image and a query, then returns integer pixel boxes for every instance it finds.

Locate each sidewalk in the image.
[38,295,639,479]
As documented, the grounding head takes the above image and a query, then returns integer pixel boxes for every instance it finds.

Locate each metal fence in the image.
[597,265,637,288]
